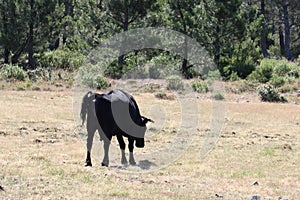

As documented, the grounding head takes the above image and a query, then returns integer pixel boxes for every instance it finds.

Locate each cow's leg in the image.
[116,134,128,165]
[85,121,96,167]
[128,137,136,165]
[101,135,111,167]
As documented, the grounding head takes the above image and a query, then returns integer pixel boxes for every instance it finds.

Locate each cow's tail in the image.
[80,91,94,126]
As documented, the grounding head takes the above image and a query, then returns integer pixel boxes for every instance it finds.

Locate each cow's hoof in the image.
[129,160,136,165]
[121,158,128,165]
[85,161,92,167]
[101,162,109,167]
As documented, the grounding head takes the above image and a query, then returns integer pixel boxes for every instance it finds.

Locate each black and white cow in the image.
[80,89,153,167]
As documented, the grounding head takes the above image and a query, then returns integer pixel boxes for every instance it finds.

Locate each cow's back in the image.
[95,89,143,136]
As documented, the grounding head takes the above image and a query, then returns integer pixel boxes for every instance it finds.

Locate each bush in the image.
[247,59,275,83]
[144,83,160,93]
[248,58,300,87]
[1,64,26,81]
[94,75,109,89]
[155,91,167,99]
[273,61,299,78]
[150,53,181,78]
[270,75,285,88]
[203,70,221,80]
[148,64,161,79]
[257,84,287,103]
[154,91,175,100]
[190,79,209,93]
[229,72,240,81]
[27,67,49,81]
[212,93,225,101]
[39,49,84,71]
[166,75,184,91]
[79,64,109,89]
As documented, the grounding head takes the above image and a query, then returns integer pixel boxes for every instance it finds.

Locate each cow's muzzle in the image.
[135,138,145,148]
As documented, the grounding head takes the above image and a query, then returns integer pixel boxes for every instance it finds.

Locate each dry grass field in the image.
[0,81,299,199]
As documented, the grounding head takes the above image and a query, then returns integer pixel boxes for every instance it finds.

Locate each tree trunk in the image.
[260,0,270,58]
[181,36,189,78]
[28,22,34,69]
[213,25,221,66]
[2,3,9,64]
[117,6,129,78]
[4,48,9,64]
[28,0,35,69]
[279,26,285,56]
[282,1,291,60]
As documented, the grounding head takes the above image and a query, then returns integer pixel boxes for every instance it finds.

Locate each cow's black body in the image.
[81,89,152,167]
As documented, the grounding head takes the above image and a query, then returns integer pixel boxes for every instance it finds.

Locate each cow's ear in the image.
[141,116,154,125]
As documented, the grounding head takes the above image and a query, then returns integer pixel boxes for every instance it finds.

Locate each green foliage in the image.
[39,49,84,71]
[27,67,49,81]
[149,53,181,78]
[148,64,161,79]
[273,61,299,78]
[79,64,109,89]
[270,75,285,88]
[144,83,161,93]
[104,61,123,79]
[1,0,300,79]
[124,53,149,79]
[1,64,26,81]
[212,93,225,101]
[166,75,184,91]
[203,70,221,81]
[94,75,109,90]
[247,59,274,83]
[257,84,287,103]
[248,59,300,87]
[155,91,167,99]
[190,79,208,93]
[154,91,174,100]
[229,72,240,81]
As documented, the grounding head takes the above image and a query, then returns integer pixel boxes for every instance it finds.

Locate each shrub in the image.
[270,75,285,88]
[39,49,84,71]
[27,67,49,81]
[257,84,287,103]
[273,61,299,78]
[150,53,181,78]
[190,79,209,93]
[93,75,109,89]
[229,72,240,81]
[79,64,109,89]
[32,86,41,91]
[247,59,275,83]
[1,64,26,81]
[203,70,221,80]
[155,91,167,99]
[212,93,225,101]
[166,75,184,91]
[148,64,161,79]
[248,58,300,87]
[144,83,160,93]
[154,91,175,100]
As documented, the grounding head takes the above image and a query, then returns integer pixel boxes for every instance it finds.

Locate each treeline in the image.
[0,0,299,79]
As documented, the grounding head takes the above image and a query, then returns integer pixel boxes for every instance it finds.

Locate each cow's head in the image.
[134,116,154,148]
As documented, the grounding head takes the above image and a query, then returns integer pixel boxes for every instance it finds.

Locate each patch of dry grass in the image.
[0,86,299,199]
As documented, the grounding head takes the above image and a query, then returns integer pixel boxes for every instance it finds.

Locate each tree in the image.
[0,0,27,64]
[260,0,270,58]
[166,0,199,78]
[102,0,157,78]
